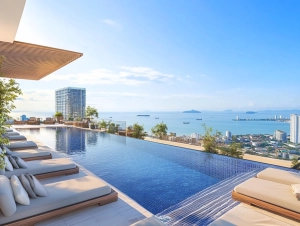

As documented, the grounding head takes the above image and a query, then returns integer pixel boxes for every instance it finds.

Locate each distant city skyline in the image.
[11,0,300,112]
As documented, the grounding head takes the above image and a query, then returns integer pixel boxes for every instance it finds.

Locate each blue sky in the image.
[14,0,300,112]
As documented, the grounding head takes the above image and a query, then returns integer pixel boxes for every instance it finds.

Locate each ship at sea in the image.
[183,122,190,124]
[246,111,257,114]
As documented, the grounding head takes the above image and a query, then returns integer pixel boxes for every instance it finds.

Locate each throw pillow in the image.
[25,173,48,197]
[8,156,19,169]
[12,156,28,168]
[291,184,300,199]
[4,155,13,171]
[19,174,37,199]
[0,175,17,216]
[10,175,30,205]
[3,146,13,155]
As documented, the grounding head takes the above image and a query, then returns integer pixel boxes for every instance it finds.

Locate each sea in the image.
[11,110,300,136]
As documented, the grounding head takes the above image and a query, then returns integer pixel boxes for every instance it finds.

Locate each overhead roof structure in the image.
[0,0,83,80]
[0,41,83,80]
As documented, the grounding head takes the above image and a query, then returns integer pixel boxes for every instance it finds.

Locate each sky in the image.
[12,0,300,113]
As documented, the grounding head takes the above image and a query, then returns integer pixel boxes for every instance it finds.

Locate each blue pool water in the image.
[18,127,290,218]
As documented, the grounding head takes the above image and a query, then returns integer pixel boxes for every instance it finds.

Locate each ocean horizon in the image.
[11,110,300,137]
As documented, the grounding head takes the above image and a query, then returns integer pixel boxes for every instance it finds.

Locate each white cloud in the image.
[102,19,120,28]
[44,67,176,86]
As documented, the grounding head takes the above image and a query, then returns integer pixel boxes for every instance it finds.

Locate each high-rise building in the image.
[290,114,300,144]
[225,131,232,139]
[273,130,287,142]
[55,87,86,120]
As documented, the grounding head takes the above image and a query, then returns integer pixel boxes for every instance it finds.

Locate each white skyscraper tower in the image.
[225,131,232,139]
[290,114,300,144]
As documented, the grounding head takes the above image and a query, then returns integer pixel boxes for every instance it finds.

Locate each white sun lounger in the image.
[5,132,20,136]
[10,149,52,161]
[257,168,300,185]
[0,175,118,226]
[5,135,27,141]
[5,158,79,179]
[5,129,14,132]
[232,177,300,222]
[5,141,37,150]
[208,204,295,226]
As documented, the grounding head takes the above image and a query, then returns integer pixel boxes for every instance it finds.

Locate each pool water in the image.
[17,127,284,215]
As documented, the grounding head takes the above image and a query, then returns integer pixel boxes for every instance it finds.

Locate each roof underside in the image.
[0,41,83,80]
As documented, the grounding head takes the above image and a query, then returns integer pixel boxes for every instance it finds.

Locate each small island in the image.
[183,110,201,113]
[246,111,257,114]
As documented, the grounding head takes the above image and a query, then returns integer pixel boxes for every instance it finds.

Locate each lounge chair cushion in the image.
[7,135,27,141]
[131,216,165,226]
[208,205,292,226]
[4,155,14,171]
[0,175,16,217]
[5,141,37,150]
[0,176,112,225]
[11,149,51,159]
[5,129,14,132]
[8,156,19,169]
[19,174,37,199]
[234,178,300,214]
[26,174,48,197]
[291,184,300,199]
[257,168,300,185]
[29,117,36,121]
[5,158,77,178]
[10,175,30,205]
[5,132,20,136]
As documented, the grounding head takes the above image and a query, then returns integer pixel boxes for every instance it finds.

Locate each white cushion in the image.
[257,168,300,185]
[4,155,13,171]
[3,146,13,155]
[26,174,48,197]
[10,175,30,205]
[0,175,16,216]
[15,157,28,168]
[291,184,300,199]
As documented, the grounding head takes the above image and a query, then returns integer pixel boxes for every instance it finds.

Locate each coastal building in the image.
[191,133,201,141]
[55,87,86,120]
[275,115,277,120]
[290,114,300,144]
[273,130,287,142]
[225,131,232,139]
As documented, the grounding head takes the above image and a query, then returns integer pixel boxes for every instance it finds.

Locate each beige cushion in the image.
[4,155,14,171]
[5,158,77,178]
[0,176,111,225]
[131,216,165,226]
[10,175,30,205]
[11,149,51,159]
[3,146,13,155]
[0,175,16,216]
[234,178,300,214]
[257,168,300,185]
[19,174,37,199]
[208,205,292,226]
[29,117,36,121]
[5,141,37,150]
[291,184,300,199]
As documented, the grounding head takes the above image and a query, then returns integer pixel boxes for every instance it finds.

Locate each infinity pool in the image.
[17,127,282,217]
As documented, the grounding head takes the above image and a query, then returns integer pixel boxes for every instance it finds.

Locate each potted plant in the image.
[99,119,107,131]
[85,106,98,130]
[54,112,63,123]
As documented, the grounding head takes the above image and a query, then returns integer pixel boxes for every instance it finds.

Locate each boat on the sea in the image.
[246,111,257,114]
[183,122,190,124]
[196,119,202,120]
[137,114,150,116]
[155,117,159,119]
